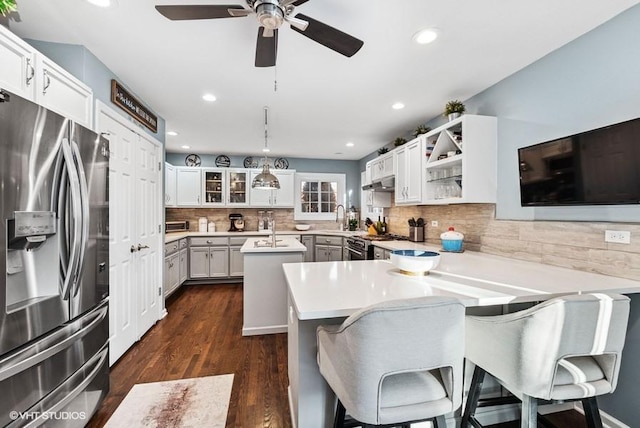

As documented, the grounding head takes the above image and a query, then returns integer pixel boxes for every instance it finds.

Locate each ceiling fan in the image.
[155,0,364,67]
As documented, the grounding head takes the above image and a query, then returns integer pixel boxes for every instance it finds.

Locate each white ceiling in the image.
[8,0,640,160]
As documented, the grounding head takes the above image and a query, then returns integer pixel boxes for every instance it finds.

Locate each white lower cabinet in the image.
[301,235,315,262]
[189,237,229,278]
[164,253,180,297]
[373,246,390,260]
[179,248,188,284]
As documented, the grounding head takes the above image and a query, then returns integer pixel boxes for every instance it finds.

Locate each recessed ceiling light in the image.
[335,152,343,155]
[413,28,438,45]
[167,131,178,136]
[181,145,190,149]
[262,147,270,153]
[346,142,355,147]
[86,0,117,8]
[392,102,405,110]
[202,93,217,102]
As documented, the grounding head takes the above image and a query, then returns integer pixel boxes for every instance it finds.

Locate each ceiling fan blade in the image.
[228,8,252,17]
[291,13,363,57]
[285,15,308,31]
[256,27,278,67]
[155,5,246,20]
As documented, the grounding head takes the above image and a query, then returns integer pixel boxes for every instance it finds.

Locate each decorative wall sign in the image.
[185,154,201,167]
[111,80,158,133]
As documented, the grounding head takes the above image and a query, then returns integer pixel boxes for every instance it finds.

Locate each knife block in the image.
[409,226,424,242]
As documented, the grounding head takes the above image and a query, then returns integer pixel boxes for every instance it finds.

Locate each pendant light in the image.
[252,106,280,190]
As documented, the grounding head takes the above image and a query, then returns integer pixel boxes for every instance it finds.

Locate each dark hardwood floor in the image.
[87,283,588,428]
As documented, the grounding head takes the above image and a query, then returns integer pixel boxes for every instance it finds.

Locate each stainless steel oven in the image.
[345,237,373,261]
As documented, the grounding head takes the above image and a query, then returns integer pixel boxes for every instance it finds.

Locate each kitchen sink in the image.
[254,239,289,248]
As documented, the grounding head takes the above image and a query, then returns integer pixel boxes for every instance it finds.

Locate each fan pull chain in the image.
[274,63,278,92]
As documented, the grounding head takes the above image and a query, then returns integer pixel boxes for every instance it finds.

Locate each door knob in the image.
[138,244,150,251]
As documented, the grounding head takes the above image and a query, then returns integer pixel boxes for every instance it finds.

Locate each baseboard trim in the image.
[573,402,630,428]
[242,324,287,336]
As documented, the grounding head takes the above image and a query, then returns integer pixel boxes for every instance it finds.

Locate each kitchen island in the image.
[283,252,640,428]
[241,236,306,336]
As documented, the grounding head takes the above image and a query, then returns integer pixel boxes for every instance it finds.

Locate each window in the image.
[295,173,346,221]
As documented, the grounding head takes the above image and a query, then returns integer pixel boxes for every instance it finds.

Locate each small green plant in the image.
[412,125,431,138]
[0,0,17,16]
[393,137,407,147]
[377,146,390,155]
[444,100,466,116]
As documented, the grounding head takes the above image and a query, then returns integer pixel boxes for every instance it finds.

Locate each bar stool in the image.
[462,293,630,428]
[316,296,465,427]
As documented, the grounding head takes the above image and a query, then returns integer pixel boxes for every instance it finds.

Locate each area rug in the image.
[105,374,234,428]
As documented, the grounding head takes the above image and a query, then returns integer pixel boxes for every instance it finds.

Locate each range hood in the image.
[362,176,395,192]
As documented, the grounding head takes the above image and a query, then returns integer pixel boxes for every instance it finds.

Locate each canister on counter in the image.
[440,227,464,252]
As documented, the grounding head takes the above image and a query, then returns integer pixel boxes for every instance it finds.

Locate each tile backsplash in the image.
[166,208,341,233]
[385,204,640,281]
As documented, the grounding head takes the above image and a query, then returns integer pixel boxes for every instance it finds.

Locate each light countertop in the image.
[241,237,307,253]
[283,254,640,320]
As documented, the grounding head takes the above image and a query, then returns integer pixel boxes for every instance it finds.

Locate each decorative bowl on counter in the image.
[390,250,441,275]
[295,224,311,231]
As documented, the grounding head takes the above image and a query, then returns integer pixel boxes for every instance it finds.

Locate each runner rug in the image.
[105,374,234,427]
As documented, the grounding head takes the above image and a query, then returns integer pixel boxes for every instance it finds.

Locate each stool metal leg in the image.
[582,397,604,428]
[520,395,537,428]
[334,399,346,428]
[433,414,447,428]
[461,365,486,427]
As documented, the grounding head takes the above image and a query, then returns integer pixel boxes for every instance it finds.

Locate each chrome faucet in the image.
[336,204,346,231]
[271,218,277,247]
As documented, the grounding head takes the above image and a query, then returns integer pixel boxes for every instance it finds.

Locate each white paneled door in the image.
[96,102,162,366]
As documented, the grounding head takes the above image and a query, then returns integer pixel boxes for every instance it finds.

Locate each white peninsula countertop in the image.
[283,250,640,320]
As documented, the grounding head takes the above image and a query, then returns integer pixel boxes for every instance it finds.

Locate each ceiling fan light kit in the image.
[155,0,363,67]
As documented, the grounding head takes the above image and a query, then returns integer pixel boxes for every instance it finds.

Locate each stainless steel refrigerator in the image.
[0,89,109,427]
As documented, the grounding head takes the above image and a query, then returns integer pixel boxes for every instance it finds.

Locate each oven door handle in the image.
[346,247,364,257]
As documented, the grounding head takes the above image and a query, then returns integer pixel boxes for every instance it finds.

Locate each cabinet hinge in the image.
[158,161,161,171]
[158,287,162,296]
[0,90,10,103]
[159,224,162,233]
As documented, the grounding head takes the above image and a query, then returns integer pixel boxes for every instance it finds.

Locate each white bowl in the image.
[295,224,311,231]
[390,250,441,274]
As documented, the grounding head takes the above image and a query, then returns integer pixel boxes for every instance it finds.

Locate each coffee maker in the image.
[228,213,245,232]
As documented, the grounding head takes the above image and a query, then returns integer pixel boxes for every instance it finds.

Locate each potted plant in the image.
[0,0,17,16]
[412,125,431,138]
[393,137,407,147]
[377,146,389,156]
[444,100,466,121]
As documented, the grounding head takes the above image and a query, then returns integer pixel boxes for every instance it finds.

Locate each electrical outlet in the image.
[431,220,438,227]
[605,230,631,244]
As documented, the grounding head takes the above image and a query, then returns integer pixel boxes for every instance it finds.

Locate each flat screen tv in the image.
[518,117,640,206]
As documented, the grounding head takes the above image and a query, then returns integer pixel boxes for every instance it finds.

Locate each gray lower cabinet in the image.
[373,246,390,260]
[315,235,344,262]
[164,238,187,297]
[189,237,229,279]
[301,235,314,262]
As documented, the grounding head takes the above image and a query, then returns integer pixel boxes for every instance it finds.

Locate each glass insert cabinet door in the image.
[203,170,224,204]
[300,180,337,213]
[227,170,248,205]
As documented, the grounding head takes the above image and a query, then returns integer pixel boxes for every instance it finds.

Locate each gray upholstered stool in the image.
[317,296,465,428]
[462,293,630,428]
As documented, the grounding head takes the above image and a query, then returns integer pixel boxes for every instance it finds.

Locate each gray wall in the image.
[25,39,165,142]
[166,153,362,208]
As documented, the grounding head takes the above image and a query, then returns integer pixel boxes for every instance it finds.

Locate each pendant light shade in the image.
[252,107,280,190]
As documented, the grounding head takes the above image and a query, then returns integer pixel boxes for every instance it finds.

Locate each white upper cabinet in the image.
[165,162,176,207]
[201,168,226,207]
[176,167,202,206]
[369,152,395,182]
[395,138,423,205]
[0,26,36,100]
[226,168,249,207]
[249,169,295,208]
[0,26,93,128]
[35,55,93,128]
[423,115,497,204]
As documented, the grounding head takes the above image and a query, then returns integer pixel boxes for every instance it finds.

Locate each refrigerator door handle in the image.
[59,138,83,300]
[70,139,90,296]
[0,301,108,382]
